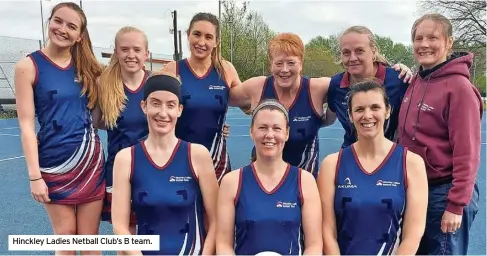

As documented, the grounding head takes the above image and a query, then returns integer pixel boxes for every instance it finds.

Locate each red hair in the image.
[267,33,304,62]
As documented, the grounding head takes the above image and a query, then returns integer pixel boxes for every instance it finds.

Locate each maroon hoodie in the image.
[397,52,483,215]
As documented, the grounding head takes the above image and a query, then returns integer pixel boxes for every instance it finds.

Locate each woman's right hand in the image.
[30,178,50,203]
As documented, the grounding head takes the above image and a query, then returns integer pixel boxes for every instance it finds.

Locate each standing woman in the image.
[397,13,482,255]
[95,26,151,235]
[111,74,219,255]
[14,2,104,255]
[318,80,428,255]
[230,33,335,177]
[161,12,242,182]
[216,99,323,255]
[327,25,412,148]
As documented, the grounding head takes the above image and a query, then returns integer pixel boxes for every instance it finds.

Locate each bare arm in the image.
[231,76,267,115]
[300,170,323,255]
[310,76,336,127]
[191,144,219,255]
[111,148,142,255]
[15,58,40,179]
[395,151,428,255]
[14,58,51,203]
[216,170,240,255]
[225,60,250,109]
[317,153,341,255]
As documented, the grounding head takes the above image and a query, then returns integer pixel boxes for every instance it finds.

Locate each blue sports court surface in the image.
[0,107,485,255]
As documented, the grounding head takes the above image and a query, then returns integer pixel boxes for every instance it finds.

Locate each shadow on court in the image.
[0,108,485,255]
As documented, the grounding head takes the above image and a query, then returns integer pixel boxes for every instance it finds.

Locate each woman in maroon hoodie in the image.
[397,13,483,255]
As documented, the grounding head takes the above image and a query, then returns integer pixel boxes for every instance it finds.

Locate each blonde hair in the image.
[337,26,390,66]
[411,13,453,56]
[97,26,149,129]
[49,2,102,109]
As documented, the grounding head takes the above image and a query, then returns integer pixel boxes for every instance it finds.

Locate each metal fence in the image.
[0,35,173,110]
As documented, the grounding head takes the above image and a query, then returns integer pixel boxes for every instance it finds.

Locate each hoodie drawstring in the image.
[399,75,432,142]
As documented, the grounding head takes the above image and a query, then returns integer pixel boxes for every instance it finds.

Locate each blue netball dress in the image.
[259,76,322,177]
[327,64,408,148]
[131,140,206,255]
[334,143,407,255]
[102,70,150,223]
[234,163,304,255]
[175,59,230,181]
[28,50,105,204]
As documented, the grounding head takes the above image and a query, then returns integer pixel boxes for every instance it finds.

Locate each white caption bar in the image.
[8,235,159,251]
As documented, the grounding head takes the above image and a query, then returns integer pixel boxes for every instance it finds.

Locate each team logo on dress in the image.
[169,176,192,182]
[376,179,400,187]
[276,201,297,208]
[292,116,311,122]
[209,85,226,90]
[337,177,357,189]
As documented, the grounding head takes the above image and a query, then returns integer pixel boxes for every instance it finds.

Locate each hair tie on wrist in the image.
[30,177,42,181]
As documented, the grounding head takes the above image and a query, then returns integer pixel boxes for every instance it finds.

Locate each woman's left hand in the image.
[392,63,413,83]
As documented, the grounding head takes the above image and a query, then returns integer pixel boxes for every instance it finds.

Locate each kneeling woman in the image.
[317,80,428,255]
[111,74,219,255]
[216,99,323,255]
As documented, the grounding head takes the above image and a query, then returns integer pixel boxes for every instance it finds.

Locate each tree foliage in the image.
[220,0,275,80]
[417,0,486,48]
[417,0,486,95]
[218,0,485,96]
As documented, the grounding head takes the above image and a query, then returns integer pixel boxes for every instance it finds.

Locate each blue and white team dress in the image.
[175,59,231,182]
[334,143,407,255]
[258,76,322,177]
[102,70,150,223]
[234,163,304,255]
[130,139,205,255]
[28,50,105,204]
[327,63,409,148]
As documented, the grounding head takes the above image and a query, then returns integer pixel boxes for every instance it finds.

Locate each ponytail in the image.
[211,43,227,84]
[98,54,125,129]
[71,28,102,110]
[96,26,149,129]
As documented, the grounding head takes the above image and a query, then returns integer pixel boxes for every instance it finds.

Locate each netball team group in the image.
[14,2,482,255]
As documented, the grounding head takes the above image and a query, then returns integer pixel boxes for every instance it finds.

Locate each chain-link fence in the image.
[0,36,41,111]
[0,35,174,115]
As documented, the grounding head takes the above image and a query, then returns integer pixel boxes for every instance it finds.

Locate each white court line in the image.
[0,127,19,130]
[0,156,25,162]
[0,133,19,137]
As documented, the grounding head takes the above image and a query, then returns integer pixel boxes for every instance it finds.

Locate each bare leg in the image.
[44,203,77,256]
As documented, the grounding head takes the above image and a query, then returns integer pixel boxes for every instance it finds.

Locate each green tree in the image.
[375,35,416,68]
[220,0,276,80]
[304,44,343,77]
[417,0,486,95]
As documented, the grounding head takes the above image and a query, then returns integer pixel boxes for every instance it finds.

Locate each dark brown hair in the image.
[187,12,226,83]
